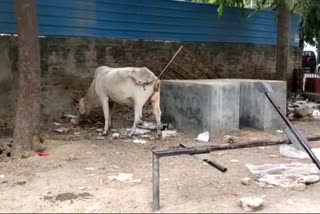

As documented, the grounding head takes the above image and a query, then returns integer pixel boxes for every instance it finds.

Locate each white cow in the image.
[74,66,162,137]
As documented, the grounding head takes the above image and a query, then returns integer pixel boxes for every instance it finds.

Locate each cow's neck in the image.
[83,82,97,113]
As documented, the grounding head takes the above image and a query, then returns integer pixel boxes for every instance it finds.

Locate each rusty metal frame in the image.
[152,135,320,212]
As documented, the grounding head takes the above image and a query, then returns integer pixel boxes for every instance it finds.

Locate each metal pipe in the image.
[202,158,227,172]
[265,93,320,170]
[179,143,227,173]
[152,153,160,212]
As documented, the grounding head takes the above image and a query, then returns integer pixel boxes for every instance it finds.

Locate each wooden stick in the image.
[158,46,184,78]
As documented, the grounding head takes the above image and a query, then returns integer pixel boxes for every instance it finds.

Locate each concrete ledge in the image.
[160,80,240,138]
[160,79,286,138]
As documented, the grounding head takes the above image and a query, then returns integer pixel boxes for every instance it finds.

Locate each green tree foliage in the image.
[192,0,320,48]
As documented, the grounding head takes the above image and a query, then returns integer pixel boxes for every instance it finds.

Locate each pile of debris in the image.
[51,112,178,144]
[287,93,320,120]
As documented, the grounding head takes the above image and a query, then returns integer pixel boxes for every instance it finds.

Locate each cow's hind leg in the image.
[129,102,143,137]
[102,97,110,135]
[150,92,162,138]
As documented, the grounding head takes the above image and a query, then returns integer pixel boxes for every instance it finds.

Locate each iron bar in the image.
[264,92,320,170]
[152,153,160,212]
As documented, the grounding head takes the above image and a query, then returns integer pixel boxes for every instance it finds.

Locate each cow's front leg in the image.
[109,102,116,128]
[129,102,143,137]
[102,97,110,135]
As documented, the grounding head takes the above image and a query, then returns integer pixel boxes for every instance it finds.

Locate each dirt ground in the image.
[1,119,320,213]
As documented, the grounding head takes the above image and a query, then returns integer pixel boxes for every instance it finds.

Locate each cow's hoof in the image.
[156,130,162,139]
[102,131,109,136]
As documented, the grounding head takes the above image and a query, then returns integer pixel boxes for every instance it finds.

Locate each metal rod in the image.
[264,92,320,170]
[179,143,227,173]
[202,158,227,172]
[158,46,184,78]
[152,153,160,212]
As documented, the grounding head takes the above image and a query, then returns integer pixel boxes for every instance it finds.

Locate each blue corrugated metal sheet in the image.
[0,0,300,46]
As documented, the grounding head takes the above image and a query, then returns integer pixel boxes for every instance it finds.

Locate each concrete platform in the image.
[160,79,286,138]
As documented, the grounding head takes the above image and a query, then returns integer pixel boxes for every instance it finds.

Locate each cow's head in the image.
[71,95,87,123]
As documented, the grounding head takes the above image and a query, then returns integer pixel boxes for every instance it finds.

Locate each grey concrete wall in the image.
[161,80,240,138]
[161,79,286,138]
[238,80,287,130]
[0,36,298,136]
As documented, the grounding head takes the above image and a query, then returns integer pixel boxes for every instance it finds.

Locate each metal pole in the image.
[152,153,160,212]
[264,92,320,170]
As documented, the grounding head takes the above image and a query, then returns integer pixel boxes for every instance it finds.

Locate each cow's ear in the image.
[71,95,80,106]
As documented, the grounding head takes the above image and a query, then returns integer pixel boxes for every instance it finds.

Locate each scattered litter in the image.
[74,132,81,136]
[288,93,320,120]
[86,205,99,212]
[87,173,95,177]
[228,137,236,144]
[70,118,78,125]
[224,135,236,144]
[230,159,239,163]
[112,133,120,139]
[224,135,232,140]
[276,129,283,134]
[108,173,141,183]
[162,130,177,138]
[64,114,78,119]
[287,199,294,205]
[313,110,320,115]
[141,134,152,139]
[54,127,71,134]
[137,122,157,130]
[54,122,61,126]
[84,167,94,171]
[126,128,150,135]
[269,155,278,158]
[218,152,225,155]
[258,146,265,150]
[96,128,103,133]
[95,136,105,140]
[279,144,320,160]
[195,131,210,142]
[239,197,264,212]
[37,153,49,157]
[22,151,31,159]
[291,183,306,191]
[0,175,5,179]
[133,139,147,144]
[78,186,87,190]
[15,180,26,185]
[246,162,320,188]
[241,177,252,186]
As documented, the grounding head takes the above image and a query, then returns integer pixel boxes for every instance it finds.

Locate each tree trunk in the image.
[12,0,41,158]
[276,0,290,80]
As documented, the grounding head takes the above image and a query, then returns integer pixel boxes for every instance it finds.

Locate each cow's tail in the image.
[153,78,160,91]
